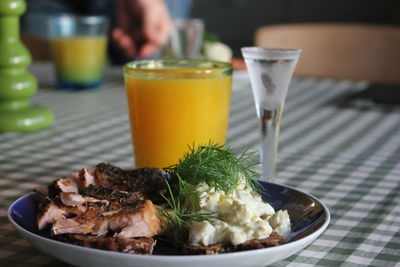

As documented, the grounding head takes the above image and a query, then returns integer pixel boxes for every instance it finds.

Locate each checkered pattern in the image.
[1,63,399,267]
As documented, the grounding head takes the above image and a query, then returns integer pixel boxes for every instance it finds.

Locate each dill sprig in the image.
[159,174,215,247]
[159,143,262,247]
[165,143,261,194]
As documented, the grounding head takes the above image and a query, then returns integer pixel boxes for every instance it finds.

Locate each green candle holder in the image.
[0,0,53,132]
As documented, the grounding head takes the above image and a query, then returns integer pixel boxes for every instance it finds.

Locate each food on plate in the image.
[182,183,290,254]
[35,144,291,255]
[161,144,290,254]
[35,164,165,255]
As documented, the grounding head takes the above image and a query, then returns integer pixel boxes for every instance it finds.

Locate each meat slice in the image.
[48,177,79,198]
[55,234,156,255]
[79,168,96,187]
[79,185,145,205]
[52,217,94,235]
[37,198,87,230]
[50,200,161,238]
[126,167,166,197]
[94,163,128,190]
[91,218,111,236]
[109,200,161,238]
[47,164,166,202]
[59,192,108,207]
[51,202,106,235]
[95,163,166,199]
[58,210,115,237]
[48,168,97,198]
[37,199,67,230]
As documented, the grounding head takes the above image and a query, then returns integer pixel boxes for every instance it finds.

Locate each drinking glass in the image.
[48,15,108,90]
[163,18,204,59]
[123,59,232,168]
[241,47,301,181]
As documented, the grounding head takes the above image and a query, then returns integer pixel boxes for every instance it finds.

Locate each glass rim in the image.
[173,18,204,27]
[241,46,301,60]
[49,13,108,25]
[123,59,233,75]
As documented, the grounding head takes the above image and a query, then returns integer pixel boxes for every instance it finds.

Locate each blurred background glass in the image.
[48,15,108,90]
[162,18,204,59]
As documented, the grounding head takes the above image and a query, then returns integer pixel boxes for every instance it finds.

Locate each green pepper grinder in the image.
[0,0,53,132]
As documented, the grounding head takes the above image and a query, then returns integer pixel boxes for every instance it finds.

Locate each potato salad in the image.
[188,181,290,246]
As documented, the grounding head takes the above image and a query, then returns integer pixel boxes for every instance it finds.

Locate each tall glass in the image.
[123,60,233,168]
[241,47,301,181]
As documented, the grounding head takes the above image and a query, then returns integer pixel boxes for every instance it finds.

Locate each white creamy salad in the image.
[188,181,291,246]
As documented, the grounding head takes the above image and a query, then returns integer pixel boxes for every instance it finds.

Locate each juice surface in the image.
[125,75,232,168]
[50,36,107,83]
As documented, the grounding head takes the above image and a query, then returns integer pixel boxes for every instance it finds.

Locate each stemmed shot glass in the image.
[241,47,301,181]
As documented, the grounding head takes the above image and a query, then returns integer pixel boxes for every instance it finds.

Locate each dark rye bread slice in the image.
[182,231,285,255]
[55,234,156,255]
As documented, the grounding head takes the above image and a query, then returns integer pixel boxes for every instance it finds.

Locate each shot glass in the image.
[48,15,108,90]
[123,59,233,168]
[242,47,301,181]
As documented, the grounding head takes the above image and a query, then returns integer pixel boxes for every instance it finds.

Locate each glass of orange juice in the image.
[48,15,108,90]
[123,60,233,168]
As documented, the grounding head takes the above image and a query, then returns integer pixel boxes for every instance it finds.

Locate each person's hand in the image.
[112,0,171,58]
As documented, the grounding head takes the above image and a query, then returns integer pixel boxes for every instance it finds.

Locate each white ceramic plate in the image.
[8,181,330,267]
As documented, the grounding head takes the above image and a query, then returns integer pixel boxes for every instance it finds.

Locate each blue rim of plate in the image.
[7,181,330,259]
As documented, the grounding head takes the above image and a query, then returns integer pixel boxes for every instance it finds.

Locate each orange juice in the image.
[124,60,232,168]
[50,36,107,84]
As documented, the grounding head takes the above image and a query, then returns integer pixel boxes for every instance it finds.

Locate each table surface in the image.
[1,63,399,267]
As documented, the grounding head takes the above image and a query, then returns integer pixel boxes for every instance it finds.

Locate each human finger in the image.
[138,42,159,58]
[112,28,136,56]
[146,19,171,46]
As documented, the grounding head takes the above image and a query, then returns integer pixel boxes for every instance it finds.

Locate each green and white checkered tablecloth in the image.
[1,63,399,266]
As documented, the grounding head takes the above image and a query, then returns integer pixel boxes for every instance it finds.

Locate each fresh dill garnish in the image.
[164,143,261,194]
[159,142,262,247]
[159,174,215,247]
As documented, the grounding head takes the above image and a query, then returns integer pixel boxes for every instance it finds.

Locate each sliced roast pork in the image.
[95,164,166,201]
[59,192,108,207]
[79,184,145,205]
[37,198,87,230]
[46,164,165,202]
[108,200,161,238]
[35,163,166,255]
[48,177,79,198]
[51,200,161,238]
